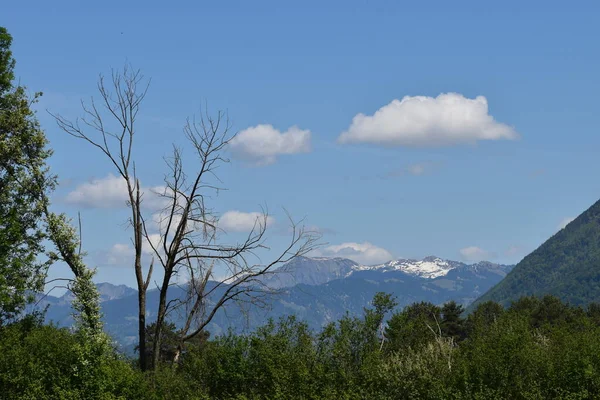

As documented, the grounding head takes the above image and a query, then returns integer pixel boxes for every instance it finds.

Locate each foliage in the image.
[0,317,148,399]
[168,295,600,399]
[45,211,117,396]
[0,26,55,325]
[137,321,209,369]
[0,26,126,398]
[385,301,442,353]
[440,300,466,342]
[4,290,600,398]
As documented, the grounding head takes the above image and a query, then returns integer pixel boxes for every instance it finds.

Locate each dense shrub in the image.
[4,295,600,399]
[0,316,148,399]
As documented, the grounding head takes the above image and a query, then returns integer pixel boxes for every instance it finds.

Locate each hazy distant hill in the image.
[40,256,512,350]
[472,198,600,309]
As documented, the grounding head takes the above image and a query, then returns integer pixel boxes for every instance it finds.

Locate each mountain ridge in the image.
[39,255,513,350]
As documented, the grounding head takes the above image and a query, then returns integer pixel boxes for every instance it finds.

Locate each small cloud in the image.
[219,210,275,233]
[144,233,163,254]
[65,174,128,208]
[105,243,134,266]
[65,174,167,210]
[229,124,311,165]
[406,163,427,176]
[558,217,575,231]
[103,234,163,266]
[338,93,518,147]
[313,242,393,265]
[460,246,494,262]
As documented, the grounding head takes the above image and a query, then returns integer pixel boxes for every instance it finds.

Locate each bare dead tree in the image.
[50,66,154,370]
[142,114,321,367]
[52,65,321,371]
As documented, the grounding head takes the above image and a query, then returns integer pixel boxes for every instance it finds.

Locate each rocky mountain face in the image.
[40,256,513,351]
[56,283,137,305]
[260,256,358,288]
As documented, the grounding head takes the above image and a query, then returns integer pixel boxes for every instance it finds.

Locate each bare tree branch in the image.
[50,65,153,371]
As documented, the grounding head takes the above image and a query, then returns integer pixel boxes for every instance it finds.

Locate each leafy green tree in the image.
[45,211,118,398]
[440,300,466,342]
[587,302,600,326]
[136,321,210,369]
[0,317,148,399]
[363,292,397,350]
[365,292,398,329]
[0,26,55,325]
[0,27,14,93]
[465,300,504,337]
[385,302,441,353]
[0,27,122,398]
[507,295,585,330]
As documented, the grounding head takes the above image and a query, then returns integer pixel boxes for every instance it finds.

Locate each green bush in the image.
[0,318,147,399]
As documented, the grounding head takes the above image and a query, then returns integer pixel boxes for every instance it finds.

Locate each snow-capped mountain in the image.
[352,256,462,279]
[267,255,511,287]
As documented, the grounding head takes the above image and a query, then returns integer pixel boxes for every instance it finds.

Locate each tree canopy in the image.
[0,26,54,324]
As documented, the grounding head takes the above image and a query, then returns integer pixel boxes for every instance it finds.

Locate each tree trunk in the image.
[151,271,172,369]
[137,288,147,370]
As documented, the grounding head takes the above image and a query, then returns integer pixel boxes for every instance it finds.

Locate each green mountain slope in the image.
[471,198,600,308]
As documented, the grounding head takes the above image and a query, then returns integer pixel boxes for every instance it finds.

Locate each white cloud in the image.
[229,124,311,165]
[105,243,134,266]
[65,174,128,208]
[151,210,183,234]
[105,234,163,266]
[460,246,492,262]
[406,163,428,176]
[314,242,393,265]
[558,217,575,231]
[144,233,163,254]
[219,211,275,233]
[338,93,519,147]
[65,174,167,210]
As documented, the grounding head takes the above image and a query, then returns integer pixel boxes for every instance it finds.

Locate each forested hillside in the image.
[472,198,600,309]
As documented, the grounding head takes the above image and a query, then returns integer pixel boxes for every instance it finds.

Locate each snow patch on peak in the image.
[352,257,455,279]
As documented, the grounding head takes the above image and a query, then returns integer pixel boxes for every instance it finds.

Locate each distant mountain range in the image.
[38,256,513,351]
[38,195,600,352]
[472,198,600,309]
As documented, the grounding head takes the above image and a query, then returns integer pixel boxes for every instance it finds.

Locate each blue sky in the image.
[5,1,600,288]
